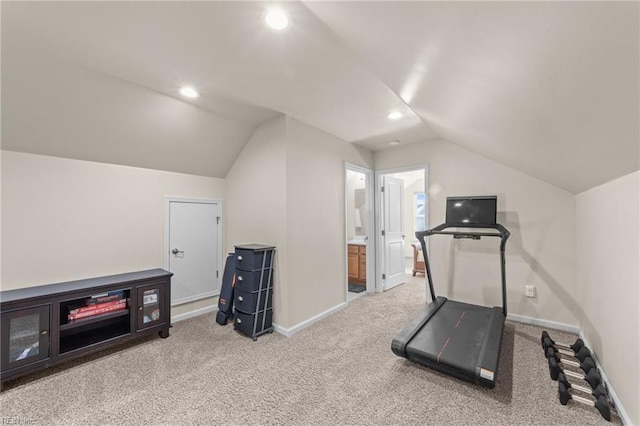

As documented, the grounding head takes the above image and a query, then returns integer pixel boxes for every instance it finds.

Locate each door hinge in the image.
[382,274,386,280]
[216,216,221,225]
[381,230,385,236]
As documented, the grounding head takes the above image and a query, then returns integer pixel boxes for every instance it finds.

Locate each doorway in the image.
[375,166,429,292]
[164,198,222,306]
[345,164,374,302]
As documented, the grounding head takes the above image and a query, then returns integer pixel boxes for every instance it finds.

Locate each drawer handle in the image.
[41,330,48,335]
[237,276,243,281]
[238,296,243,302]
[237,318,242,324]
[237,256,243,261]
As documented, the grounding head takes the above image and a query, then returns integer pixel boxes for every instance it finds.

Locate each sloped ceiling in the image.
[2,1,638,192]
[307,1,639,193]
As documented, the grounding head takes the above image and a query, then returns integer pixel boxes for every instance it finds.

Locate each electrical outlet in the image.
[525,285,536,298]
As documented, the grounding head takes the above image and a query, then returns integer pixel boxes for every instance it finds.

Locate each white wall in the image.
[224,116,289,326]
[576,171,639,426]
[375,140,578,325]
[225,116,373,329]
[1,151,225,317]
[346,170,366,241]
[286,117,373,327]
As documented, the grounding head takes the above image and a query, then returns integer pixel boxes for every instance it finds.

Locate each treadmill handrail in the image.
[416,222,510,316]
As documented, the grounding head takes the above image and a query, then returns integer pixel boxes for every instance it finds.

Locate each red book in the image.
[67,301,127,321]
[69,299,125,315]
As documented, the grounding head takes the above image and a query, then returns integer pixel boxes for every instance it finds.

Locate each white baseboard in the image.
[578,332,632,426]
[171,305,218,323]
[273,302,347,337]
[172,301,348,336]
[506,313,580,334]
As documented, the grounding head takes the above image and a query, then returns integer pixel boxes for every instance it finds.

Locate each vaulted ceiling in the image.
[2,1,638,193]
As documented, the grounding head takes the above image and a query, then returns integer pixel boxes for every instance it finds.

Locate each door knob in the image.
[172,248,184,255]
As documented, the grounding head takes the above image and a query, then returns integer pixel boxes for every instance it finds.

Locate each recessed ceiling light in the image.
[179,87,199,98]
[389,140,400,146]
[265,9,289,30]
[386,111,403,120]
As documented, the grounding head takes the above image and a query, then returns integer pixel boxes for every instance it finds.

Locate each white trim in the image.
[171,305,218,323]
[272,302,347,337]
[506,313,580,334]
[578,332,632,426]
[164,197,224,304]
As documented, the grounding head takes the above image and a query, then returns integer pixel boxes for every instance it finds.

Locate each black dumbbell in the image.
[558,382,611,421]
[557,372,607,400]
[543,336,592,363]
[541,331,584,353]
[548,358,602,389]
[546,347,596,374]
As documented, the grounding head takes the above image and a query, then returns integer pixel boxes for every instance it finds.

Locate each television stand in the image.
[1,269,172,383]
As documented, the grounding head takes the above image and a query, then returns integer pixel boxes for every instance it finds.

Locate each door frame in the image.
[344,163,375,301]
[163,197,223,305]
[374,165,429,293]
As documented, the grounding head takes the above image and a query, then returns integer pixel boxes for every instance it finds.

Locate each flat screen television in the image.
[445,196,497,225]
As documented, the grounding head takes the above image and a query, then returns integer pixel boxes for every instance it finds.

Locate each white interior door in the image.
[383,176,405,291]
[167,200,220,305]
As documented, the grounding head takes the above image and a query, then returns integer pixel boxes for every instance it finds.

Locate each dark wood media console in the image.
[1,269,172,383]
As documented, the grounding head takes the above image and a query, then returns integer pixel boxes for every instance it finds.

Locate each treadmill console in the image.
[446,196,497,226]
[453,234,481,240]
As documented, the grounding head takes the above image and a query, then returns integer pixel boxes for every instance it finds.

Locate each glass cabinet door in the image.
[1,305,50,371]
[136,284,165,331]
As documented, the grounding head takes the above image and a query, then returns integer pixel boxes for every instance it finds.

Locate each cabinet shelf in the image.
[59,321,130,354]
[59,309,130,331]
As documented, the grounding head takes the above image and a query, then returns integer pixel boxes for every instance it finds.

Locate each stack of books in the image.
[67,291,128,321]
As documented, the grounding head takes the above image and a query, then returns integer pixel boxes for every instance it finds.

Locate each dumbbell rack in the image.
[541,331,613,421]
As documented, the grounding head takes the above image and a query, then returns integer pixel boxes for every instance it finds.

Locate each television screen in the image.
[445,196,497,225]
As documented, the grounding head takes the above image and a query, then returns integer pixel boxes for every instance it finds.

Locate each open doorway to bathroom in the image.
[375,165,429,292]
[345,163,374,303]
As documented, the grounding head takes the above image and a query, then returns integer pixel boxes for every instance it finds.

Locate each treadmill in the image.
[391,196,510,388]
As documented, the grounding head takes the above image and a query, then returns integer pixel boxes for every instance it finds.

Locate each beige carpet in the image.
[1,275,620,425]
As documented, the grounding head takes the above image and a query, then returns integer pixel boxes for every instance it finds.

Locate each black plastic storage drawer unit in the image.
[235,270,274,293]
[235,247,274,272]
[233,244,275,341]
[234,288,273,313]
[234,309,273,338]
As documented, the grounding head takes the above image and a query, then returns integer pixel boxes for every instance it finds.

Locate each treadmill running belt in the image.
[394,298,505,388]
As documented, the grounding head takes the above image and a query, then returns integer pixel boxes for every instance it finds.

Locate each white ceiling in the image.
[2,1,638,192]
